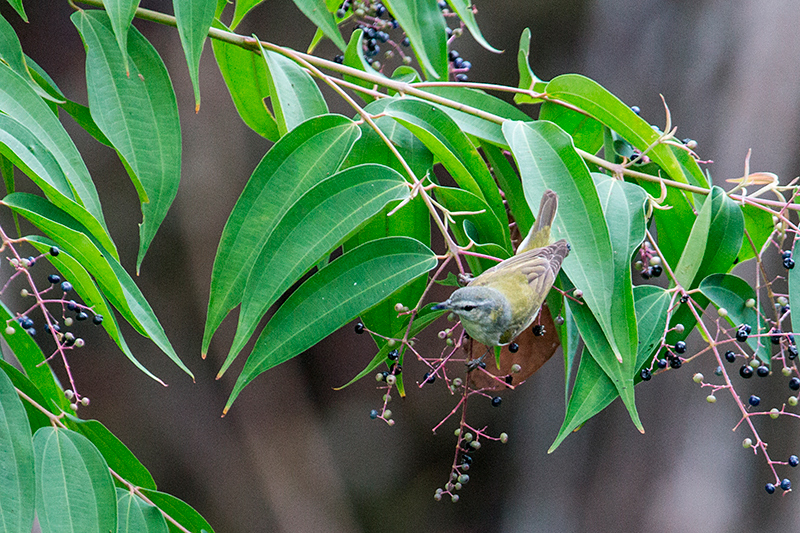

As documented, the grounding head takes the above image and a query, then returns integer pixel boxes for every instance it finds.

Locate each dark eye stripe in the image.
[462,305,475,311]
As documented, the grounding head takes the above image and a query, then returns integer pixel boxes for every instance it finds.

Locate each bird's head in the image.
[432,286,512,346]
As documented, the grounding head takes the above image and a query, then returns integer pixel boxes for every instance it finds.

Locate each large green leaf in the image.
[102,0,139,73]
[418,86,531,147]
[203,114,360,356]
[343,29,381,104]
[66,416,156,491]
[699,273,770,364]
[116,489,168,533]
[539,101,603,154]
[0,360,51,433]
[221,164,411,375]
[27,236,163,385]
[174,0,216,109]
[211,20,279,141]
[259,44,329,136]
[444,0,500,53]
[739,203,774,263]
[0,368,35,533]
[549,285,671,451]
[0,62,106,232]
[546,74,705,187]
[139,489,215,533]
[514,28,546,104]
[289,0,346,50]
[0,301,72,414]
[2,193,192,380]
[0,12,55,101]
[0,114,117,259]
[224,236,437,413]
[383,0,447,79]
[502,120,621,363]
[384,98,509,238]
[482,142,534,236]
[4,0,26,22]
[34,427,117,533]
[73,10,182,272]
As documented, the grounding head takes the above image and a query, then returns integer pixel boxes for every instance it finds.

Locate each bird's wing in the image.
[474,240,569,291]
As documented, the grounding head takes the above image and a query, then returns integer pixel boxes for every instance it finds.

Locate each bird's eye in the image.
[462,305,475,312]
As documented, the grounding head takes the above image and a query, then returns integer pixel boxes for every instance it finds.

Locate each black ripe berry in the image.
[749,395,761,406]
[657,358,668,369]
[49,246,60,256]
[478,361,486,369]
[757,365,770,377]
[448,49,459,61]
[640,368,652,381]
[60,281,73,293]
[75,311,88,321]
[680,295,689,304]
[532,324,546,336]
[790,377,800,391]
[765,483,776,494]
[725,350,736,363]
[455,73,468,82]
[67,300,78,311]
[491,396,502,407]
[387,349,399,360]
[354,322,365,334]
[789,345,799,360]
[740,365,754,379]
[47,274,61,284]
[423,372,436,384]
[92,314,103,325]
[333,54,344,64]
[674,341,687,354]
[783,250,793,259]
[630,105,641,115]
[772,330,783,345]
[508,342,519,353]
[789,455,799,467]
[401,37,410,47]
[651,265,663,277]
[736,329,748,343]
[669,357,682,369]
[785,257,795,269]
[781,478,792,491]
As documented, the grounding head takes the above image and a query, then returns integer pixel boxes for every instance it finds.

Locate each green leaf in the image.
[66,416,156,491]
[231,0,265,29]
[58,100,114,148]
[289,0,346,50]
[514,28,546,104]
[549,285,670,451]
[699,273,770,364]
[383,0,447,79]
[102,0,139,73]
[116,489,168,533]
[4,0,26,22]
[0,360,52,432]
[27,236,164,385]
[33,427,117,533]
[0,368,35,533]
[221,163,411,375]
[503,120,621,363]
[203,114,360,356]
[258,43,328,136]
[73,10,182,272]
[343,29,381,104]
[211,20,279,141]
[0,61,107,232]
[482,142,533,236]
[444,0,500,53]
[2,193,193,380]
[546,74,700,186]
[139,489,215,533]
[418,86,531,147]
[0,12,55,101]
[539,102,603,154]
[0,113,118,258]
[739,204,773,263]
[224,236,437,413]
[384,98,508,236]
[174,0,216,110]
[0,301,72,414]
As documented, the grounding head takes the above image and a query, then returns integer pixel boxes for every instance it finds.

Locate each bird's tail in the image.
[517,190,558,254]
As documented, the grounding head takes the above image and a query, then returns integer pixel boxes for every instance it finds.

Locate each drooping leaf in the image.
[739,203,774,263]
[343,29,381,104]
[203,114,360,356]
[58,100,113,148]
[444,0,500,53]
[174,0,216,110]
[258,43,328,136]
[514,28,546,104]
[231,0,265,29]
[116,489,169,533]
[0,368,35,533]
[0,360,51,432]
[73,10,182,272]
[27,236,163,385]
[139,489,215,533]
[4,0,26,22]
[221,164,411,375]
[699,273,770,364]
[382,0,447,79]
[289,0,346,50]
[224,236,437,413]
[0,12,56,101]
[211,20,279,141]
[34,427,117,533]
[65,416,156,491]
[102,0,139,73]
[0,62,107,232]
[2,193,193,380]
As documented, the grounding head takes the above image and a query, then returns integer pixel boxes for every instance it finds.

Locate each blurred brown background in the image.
[5,0,800,531]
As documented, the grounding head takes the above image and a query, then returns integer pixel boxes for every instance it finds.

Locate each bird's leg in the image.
[465,348,490,372]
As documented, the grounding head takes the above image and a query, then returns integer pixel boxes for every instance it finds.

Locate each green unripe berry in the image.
[770,408,780,419]
[387,339,396,347]
[783,367,793,377]
[693,373,704,383]
[69,402,78,411]
[19,288,28,297]
[454,482,462,490]
[394,302,404,312]
[499,432,509,443]
[790,396,799,407]
[383,393,392,402]
[573,289,583,299]
[383,409,392,419]
[376,372,385,382]
[511,364,521,373]
[402,55,412,65]
[454,428,461,436]
[743,438,753,448]
[386,419,395,426]
[470,441,481,450]
[649,256,662,266]
[717,307,728,317]
[434,493,442,501]
[65,389,74,400]
[749,359,761,369]
[446,338,454,346]
[457,474,469,484]
[706,394,717,403]
[447,312,456,322]
[674,323,685,333]
[745,298,756,308]
[778,296,789,306]
[451,494,459,503]
[634,260,643,271]
[4,326,14,335]
[386,374,396,385]
[463,432,473,442]
[64,317,73,327]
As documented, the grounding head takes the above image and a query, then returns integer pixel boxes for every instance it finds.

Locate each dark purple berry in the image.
[448,50,459,61]
[740,365,754,378]
[49,246,59,256]
[401,37,410,47]
[781,478,792,491]
[783,250,793,259]
[453,57,464,68]
[766,483,776,494]
[736,329,748,342]
[669,357,682,369]
[789,455,799,467]
[60,281,73,293]
[333,54,344,64]
[725,350,736,363]
[423,372,435,384]
[27,256,35,266]
[63,332,75,346]
[491,396,502,407]
[790,377,800,390]
[26,327,35,336]
[680,295,689,303]
[641,268,651,280]
[657,358,668,369]
[438,0,447,9]
[455,73,468,82]
[749,395,761,406]
[48,274,61,284]
[532,324,546,336]
[757,365,770,377]
[335,8,345,17]
[369,409,379,419]
[630,105,641,115]
[640,368,652,381]
[772,330,782,345]
[508,342,519,353]
[20,317,34,329]
[75,311,88,321]
[354,322,365,334]
[785,257,795,269]
[67,300,78,311]
[674,341,687,354]
[789,345,798,360]
[478,361,486,369]
[387,349,399,360]
[92,314,103,325]
[461,60,472,70]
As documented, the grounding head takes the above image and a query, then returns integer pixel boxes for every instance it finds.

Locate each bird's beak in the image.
[431,301,450,311]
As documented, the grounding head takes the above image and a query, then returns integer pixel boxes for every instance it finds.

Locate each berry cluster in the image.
[783,249,795,270]
[634,241,662,279]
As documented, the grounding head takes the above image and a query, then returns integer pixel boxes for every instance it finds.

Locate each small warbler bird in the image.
[432,190,569,349]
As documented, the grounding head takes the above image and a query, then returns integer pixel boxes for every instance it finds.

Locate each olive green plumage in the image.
[433,190,569,347]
